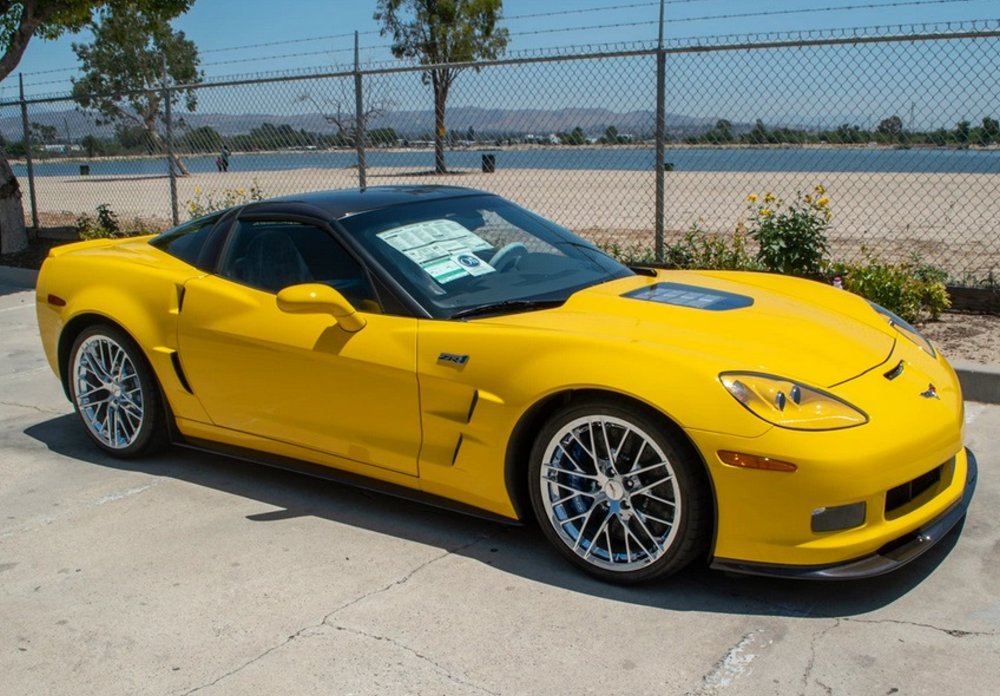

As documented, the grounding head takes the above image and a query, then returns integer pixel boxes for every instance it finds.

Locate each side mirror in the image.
[276,283,367,333]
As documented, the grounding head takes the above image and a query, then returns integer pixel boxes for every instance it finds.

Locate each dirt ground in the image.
[920,312,1000,366]
[2,220,997,367]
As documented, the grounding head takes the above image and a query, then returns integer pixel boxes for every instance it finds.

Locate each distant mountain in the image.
[1,105,719,142]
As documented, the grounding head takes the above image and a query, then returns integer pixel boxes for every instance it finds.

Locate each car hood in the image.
[486,270,897,388]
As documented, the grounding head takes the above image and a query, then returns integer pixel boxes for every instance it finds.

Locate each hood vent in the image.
[623,282,754,311]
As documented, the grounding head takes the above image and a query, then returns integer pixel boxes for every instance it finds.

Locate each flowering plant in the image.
[745,185,831,277]
[185,180,265,219]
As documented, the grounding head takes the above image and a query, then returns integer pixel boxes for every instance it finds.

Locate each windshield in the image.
[338,194,632,318]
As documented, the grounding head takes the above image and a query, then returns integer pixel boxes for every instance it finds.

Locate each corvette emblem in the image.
[920,384,939,400]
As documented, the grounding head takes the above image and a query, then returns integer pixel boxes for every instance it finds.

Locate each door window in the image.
[220,220,378,308]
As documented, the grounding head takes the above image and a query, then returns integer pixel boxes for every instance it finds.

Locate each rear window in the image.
[149,212,224,266]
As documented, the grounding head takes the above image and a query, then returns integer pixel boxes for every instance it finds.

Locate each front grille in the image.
[885,460,949,515]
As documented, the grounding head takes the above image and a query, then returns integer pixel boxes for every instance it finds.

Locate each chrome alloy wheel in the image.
[71,335,145,450]
[538,415,682,572]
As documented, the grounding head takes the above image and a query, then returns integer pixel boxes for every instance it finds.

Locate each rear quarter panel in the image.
[35,237,209,423]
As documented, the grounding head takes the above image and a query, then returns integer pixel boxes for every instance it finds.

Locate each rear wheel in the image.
[529,399,710,583]
[68,324,167,458]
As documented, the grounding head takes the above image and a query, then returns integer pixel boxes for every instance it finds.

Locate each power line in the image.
[654,0,984,24]
[501,0,984,38]
[201,30,381,55]
[505,0,730,20]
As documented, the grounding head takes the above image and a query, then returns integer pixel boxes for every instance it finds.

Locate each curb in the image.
[1,265,998,405]
[0,265,38,290]
[952,361,1000,406]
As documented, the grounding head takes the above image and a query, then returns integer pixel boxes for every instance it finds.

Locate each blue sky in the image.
[5,0,998,99]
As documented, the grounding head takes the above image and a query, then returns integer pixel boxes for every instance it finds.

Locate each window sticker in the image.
[378,220,496,284]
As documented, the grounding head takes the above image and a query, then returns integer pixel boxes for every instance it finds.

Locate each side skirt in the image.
[172,433,522,527]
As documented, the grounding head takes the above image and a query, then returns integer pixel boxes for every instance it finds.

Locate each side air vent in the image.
[170,352,194,394]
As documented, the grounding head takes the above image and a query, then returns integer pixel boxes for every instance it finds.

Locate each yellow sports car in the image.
[36,186,976,583]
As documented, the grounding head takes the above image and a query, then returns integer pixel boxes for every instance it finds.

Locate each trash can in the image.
[79,164,90,175]
[663,161,674,172]
[481,153,496,173]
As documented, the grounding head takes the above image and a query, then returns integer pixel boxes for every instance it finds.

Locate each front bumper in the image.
[711,448,977,580]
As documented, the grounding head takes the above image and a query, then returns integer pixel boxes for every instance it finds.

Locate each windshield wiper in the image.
[451,298,565,320]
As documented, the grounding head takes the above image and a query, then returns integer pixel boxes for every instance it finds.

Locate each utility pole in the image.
[654,0,666,261]
[354,31,367,190]
[19,74,38,230]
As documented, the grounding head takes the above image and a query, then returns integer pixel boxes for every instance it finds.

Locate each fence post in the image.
[654,0,666,262]
[18,74,39,231]
[354,31,367,190]
[162,56,179,225]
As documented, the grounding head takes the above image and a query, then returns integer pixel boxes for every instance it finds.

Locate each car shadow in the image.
[25,414,963,618]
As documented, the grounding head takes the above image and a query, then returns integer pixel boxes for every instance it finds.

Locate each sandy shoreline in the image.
[23,166,1000,276]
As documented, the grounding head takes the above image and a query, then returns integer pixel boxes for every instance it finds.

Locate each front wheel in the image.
[68,324,167,458]
[528,399,711,583]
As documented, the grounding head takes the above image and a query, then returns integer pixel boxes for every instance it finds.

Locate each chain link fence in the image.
[3,21,999,285]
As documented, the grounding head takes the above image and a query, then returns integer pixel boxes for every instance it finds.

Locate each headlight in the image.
[869,302,936,358]
[720,372,869,431]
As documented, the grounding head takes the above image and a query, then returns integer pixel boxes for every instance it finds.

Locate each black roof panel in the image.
[261,185,491,220]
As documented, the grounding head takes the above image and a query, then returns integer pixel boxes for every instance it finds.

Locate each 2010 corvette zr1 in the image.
[36,186,976,583]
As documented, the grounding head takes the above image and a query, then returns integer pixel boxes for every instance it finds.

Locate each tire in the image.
[68,324,168,458]
[528,398,711,583]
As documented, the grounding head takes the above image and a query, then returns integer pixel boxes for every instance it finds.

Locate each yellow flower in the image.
[804,194,813,204]
[194,186,202,195]
[814,184,826,194]
[817,196,830,208]
[760,207,772,218]
[746,193,758,203]
[237,187,246,196]
[764,192,775,204]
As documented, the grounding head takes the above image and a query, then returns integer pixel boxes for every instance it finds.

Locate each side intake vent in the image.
[170,352,193,394]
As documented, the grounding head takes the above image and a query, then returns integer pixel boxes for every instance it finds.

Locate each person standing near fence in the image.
[219,146,230,172]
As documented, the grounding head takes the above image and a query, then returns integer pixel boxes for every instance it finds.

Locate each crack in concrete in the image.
[175,530,498,696]
[0,400,65,416]
[331,623,500,696]
[843,616,997,638]
[801,619,840,695]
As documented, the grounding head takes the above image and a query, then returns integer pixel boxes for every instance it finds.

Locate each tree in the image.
[30,122,58,147]
[0,1,192,254]
[979,117,999,146]
[297,91,391,148]
[376,0,508,173]
[876,115,903,144]
[746,119,769,145]
[176,125,223,153]
[559,126,586,146]
[954,120,971,147]
[71,3,200,176]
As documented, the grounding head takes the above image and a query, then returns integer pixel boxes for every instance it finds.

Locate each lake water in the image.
[14,146,1000,177]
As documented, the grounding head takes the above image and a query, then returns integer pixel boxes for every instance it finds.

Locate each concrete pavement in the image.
[2,274,998,696]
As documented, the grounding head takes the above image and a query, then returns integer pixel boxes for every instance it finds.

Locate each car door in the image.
[176,214,421,477]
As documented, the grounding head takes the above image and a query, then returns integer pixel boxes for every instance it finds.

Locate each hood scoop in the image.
[623,282,754,311]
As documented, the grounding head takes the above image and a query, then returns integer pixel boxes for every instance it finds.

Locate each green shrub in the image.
[664,224,760,271]
[601,224,759,271]
[599,241,658,265]
[745,186,830,277]
[76,203,121,240]
[75,204,155,241]
[827,251,951,323]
